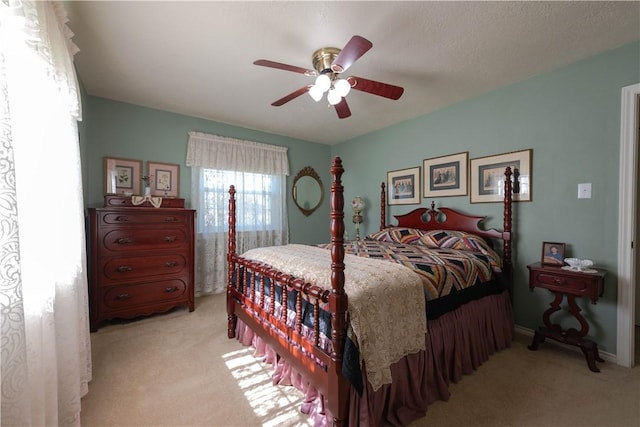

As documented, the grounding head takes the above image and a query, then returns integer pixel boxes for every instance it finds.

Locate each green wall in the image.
[81,41,639,354]
[331,41,640,354]
[82,98,332,245]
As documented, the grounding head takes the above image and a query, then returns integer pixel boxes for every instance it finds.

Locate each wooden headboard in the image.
[391,203,504,242]
[378,167,514,283]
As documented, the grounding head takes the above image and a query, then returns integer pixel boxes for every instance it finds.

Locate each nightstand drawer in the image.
[527,262,605,303]
[532,271,588,293]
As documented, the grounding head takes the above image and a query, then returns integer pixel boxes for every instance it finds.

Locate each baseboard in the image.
[514,325,617,364]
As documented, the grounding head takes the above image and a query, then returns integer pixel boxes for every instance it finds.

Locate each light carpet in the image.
[81,293,640,427]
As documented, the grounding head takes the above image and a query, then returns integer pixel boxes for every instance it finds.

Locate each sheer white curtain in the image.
[186,132,289,295]
[0,1,91,426]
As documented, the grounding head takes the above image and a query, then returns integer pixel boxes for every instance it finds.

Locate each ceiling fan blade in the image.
[271,86,311,106]
[347,76,404,100]
[254,59,315,76]
[331,35,373,73]
[334,98,351,119]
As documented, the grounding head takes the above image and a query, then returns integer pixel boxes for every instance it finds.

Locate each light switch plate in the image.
[578,183,592,199]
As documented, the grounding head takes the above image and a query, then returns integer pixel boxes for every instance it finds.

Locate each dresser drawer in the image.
[101,228,188,253]
[100,254,187,283]
[532,271,588,292]
[101,211,189,225]
[102,279,188,310]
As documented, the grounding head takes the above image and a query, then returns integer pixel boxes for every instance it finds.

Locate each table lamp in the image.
[351,196,365,240]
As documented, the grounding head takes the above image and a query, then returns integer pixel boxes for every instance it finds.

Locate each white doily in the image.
[131,195,163,208]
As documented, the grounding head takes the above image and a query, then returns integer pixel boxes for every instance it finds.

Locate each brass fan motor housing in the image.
[312,47,340,74]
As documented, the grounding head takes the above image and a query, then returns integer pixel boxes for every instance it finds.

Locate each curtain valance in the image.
[186,131,289,176]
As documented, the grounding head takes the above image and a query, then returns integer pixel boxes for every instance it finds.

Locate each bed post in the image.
[328,157,349,426]
[227,185,237,339]
[503,168,513,287]
[380,182,386,231]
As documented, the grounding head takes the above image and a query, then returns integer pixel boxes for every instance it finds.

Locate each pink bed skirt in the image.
[235,290,514,426]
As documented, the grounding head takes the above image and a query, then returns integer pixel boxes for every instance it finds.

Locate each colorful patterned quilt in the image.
[318,233,501,301]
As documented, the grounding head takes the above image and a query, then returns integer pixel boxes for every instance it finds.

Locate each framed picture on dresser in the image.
[147,161,180,197]
[104,157,142,195]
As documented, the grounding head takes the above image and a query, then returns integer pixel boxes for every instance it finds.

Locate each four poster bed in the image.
[226,157,515,426]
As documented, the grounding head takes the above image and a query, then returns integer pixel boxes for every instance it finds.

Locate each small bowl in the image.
[564,258,594,271]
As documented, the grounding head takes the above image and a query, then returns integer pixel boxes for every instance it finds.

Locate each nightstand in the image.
[526,262,606,372]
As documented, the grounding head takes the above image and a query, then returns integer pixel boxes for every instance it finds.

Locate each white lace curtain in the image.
[0,1,91,426]
[186,132,289,295]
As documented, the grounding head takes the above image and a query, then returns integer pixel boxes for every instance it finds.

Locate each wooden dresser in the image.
[87,197,195,331]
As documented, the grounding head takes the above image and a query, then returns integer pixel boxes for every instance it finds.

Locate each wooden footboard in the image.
[227,157,350,425]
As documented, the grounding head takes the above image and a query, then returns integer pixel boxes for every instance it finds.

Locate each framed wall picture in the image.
[423,152,468,198]
[387,167,420,205]
[470,149,532,203]
[104,157,142,195]
[147,161,180,197]
[541,241,566,266]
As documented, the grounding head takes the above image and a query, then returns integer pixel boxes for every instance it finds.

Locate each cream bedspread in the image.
[240,244,426,391]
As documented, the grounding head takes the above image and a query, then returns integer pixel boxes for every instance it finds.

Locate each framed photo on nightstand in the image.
[541,241,565,266]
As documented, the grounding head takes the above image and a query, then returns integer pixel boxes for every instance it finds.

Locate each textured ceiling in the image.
[65,1,640,145]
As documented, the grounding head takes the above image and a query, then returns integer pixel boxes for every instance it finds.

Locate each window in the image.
[186,131,289,295]
[198,169,284,233]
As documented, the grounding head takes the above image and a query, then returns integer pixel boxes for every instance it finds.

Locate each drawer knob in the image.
[116,237,132,245]
[115,216,129,222]
[116,293,131,300]
[164,217,177,222]
[554,278,563,284]
[165,261,178,268]
[164,236,177,242]
[116,265,133,272]
[165,286,178,293]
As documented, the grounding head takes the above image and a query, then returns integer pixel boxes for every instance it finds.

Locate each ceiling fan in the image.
[253,35,404,119]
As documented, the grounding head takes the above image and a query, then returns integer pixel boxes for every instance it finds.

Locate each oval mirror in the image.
[292,166,324,217]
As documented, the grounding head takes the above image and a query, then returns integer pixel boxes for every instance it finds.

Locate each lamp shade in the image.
[351,196,365,214]
[315,74,331,92]
[334,78,351,97]
[308,85,323,102]
[327,88,342,105]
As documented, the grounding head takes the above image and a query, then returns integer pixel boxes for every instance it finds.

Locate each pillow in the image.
[420,230,492,253]
[365,227,426,245]
[367,228,496,256]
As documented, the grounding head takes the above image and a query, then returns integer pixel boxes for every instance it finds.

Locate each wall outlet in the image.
[578,183,592,199]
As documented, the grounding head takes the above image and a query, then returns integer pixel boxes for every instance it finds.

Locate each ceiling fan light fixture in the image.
[327,89,342,106]
[334,78,351,97]
[254,35,403,119]
[308,85,323,102]
[315,74,331,93]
